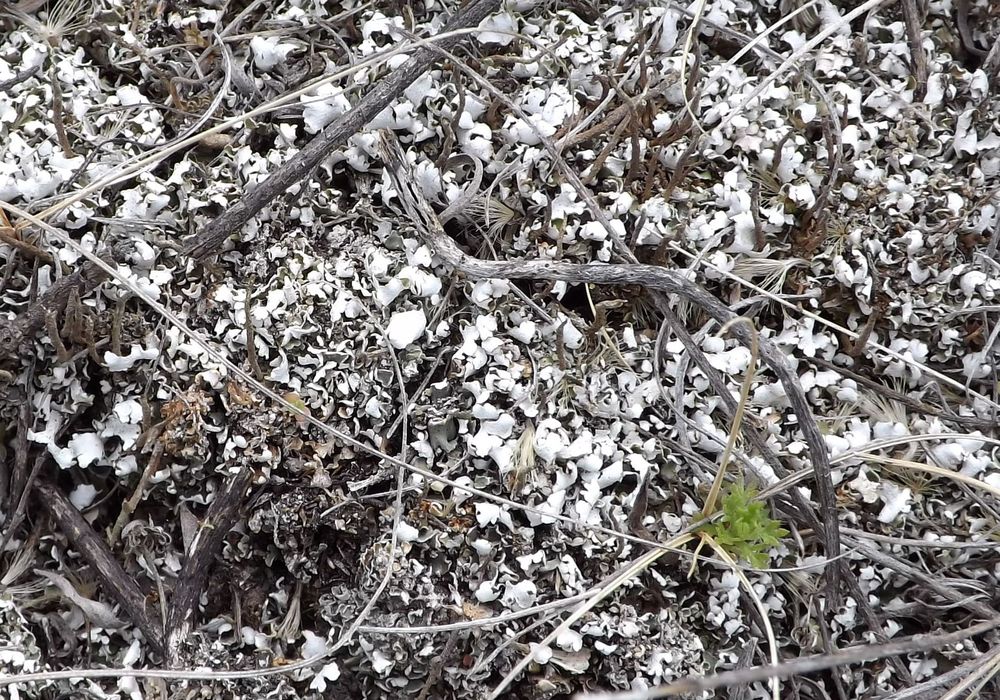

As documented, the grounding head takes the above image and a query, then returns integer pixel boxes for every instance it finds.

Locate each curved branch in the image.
[379,131,843,583]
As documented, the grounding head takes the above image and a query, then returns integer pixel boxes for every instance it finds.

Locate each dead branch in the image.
[0,452,46,557]
[49,65,75,158]
[728,636,758,700]
[813,596,850,700]
[108,442,165,547]
[956,0,986,58]
[797,113,842,245]
[379,130,845,595]
[0,227,57,266]
[1,400,75,555]
[0,64,40,95]
[180,0,501,261]
[34,478,166,656]
[811,356,997,430]
[0,0,501,363]
[880,645,1000,700]
[841,569,914,684]
[165,465,253,665]
[901,0,928,101]
[5,400,31,516]
[847,536,998,620]
[0,243,127,361]
[595,615,1000,699]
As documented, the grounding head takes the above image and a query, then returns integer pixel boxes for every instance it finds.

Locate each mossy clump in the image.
[702,484,788,568]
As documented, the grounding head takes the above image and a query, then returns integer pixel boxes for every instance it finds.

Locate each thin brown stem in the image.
[49,65,75,158]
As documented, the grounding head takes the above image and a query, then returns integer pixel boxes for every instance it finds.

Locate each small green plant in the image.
[701,484,788,568]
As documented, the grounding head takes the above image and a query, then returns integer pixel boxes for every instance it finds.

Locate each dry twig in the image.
[579,615,1000,699]
[811,356,997,430]
[34,478,165,656]
[0,0,501,361]
[881,646,1000,700]
[165,465,253,663]
[378,130,845,596]
[901,0,928,100]
[0,64,40,95]
[846,536,997,620]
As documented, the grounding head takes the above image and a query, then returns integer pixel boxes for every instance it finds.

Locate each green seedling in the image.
[701,483,789,569]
